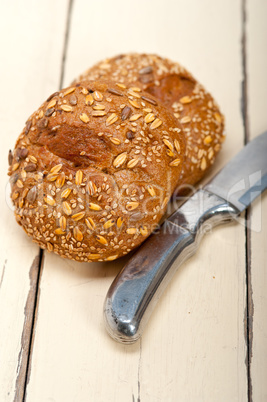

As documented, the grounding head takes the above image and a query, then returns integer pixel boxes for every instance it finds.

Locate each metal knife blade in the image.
[104,132,267,344]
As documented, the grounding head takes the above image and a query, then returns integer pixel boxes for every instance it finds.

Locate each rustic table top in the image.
[0,1,266,401]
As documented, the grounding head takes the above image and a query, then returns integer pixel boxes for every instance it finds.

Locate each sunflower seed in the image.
[25,120,32,134]
[126,131,134,140]
[45,108,55,117]
[17,148,28,160]
[121,106,132,120]
[47,91,59,102]
[37,118,48,129]
[69,94,77,105]
[24,163,36,172]
[139,66,153,75]
[108,88,123,96]
[141,95,157,105]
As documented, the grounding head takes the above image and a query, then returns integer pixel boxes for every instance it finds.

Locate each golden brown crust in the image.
[75,53,225,190]
[8,80,186,262]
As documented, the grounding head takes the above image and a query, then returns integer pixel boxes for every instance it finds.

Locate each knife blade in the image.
[103,132,267,344]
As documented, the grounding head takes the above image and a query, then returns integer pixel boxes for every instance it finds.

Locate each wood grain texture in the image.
[247,0,267,400]
[25,1,249,401]
[0,1,69,401]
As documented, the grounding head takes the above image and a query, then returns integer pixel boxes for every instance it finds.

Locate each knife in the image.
[103,132,267,344]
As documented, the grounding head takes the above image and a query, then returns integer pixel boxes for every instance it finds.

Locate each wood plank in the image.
[0,1,69,401]
[26,0,248,401]
[246,0,267,400]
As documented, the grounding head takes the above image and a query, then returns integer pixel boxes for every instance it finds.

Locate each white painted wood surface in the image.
[0,0,266,401]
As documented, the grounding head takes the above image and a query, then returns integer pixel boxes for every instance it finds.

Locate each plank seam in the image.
[59,0,74,89]
[241,0,253,401]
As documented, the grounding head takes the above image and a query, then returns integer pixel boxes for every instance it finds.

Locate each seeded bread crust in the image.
[8,80,186,262]
[75,53,225,190]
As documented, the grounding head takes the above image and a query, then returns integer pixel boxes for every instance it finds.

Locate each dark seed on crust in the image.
[46,91,59,102]
[25,120,32,134]
[107,88,123,96]
[37,118,48,129]
[141,95,157,106]
[139,75,154,84]
[27,186,37,203]
[8,150,13,166]
[126,131,135,139]
[10,173,19,184]
[121,106,132,121]
[139,66,153,75]
[69,94,78,105]
[45,108,55,117]
[24,163,37,172]
[17,148,28,160]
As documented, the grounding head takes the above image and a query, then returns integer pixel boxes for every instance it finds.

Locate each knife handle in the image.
[103,190,238,344]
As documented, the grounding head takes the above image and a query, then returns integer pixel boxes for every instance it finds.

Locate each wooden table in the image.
[1,1,266,401]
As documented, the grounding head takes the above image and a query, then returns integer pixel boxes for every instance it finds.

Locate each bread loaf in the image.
[75,53,225,190]
[8,80,186,262]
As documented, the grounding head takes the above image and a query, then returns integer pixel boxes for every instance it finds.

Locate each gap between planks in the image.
[241,0,253,401]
